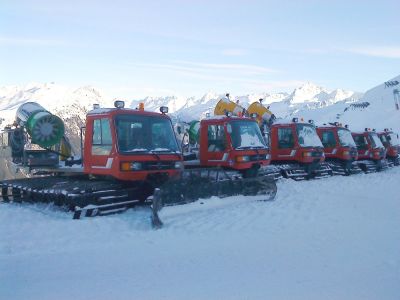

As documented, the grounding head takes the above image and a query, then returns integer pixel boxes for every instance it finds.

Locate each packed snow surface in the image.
[1,169,400,300]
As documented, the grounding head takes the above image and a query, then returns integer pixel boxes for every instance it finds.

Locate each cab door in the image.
[84,117,115,174]
[273,126,297,161]
[200,123,228,166]
[320,129,337,156]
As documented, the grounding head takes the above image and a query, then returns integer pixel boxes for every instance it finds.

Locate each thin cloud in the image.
[221,48,247,56]
[131,61,279,80]
[171,60,279,74]
[345,46,400,59]
[0,36,68,46]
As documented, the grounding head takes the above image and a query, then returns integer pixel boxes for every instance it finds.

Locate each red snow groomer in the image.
[186,116,272,177]
[378,129,400,166]
[217,97,332,180]
[268,118,332,180]
[352,129,389,172]
[211,96,332,180]
[0,100,277,227]
[316,122,361,175]
[175,97,278,199]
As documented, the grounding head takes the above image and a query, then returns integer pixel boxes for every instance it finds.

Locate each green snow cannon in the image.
[16,102,65,148]
[188,120,200,145]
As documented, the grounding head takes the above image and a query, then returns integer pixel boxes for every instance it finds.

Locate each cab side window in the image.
[278,127,294,149]
[92,118,112,155]
[321,131,336,148]
[207,125,226,152]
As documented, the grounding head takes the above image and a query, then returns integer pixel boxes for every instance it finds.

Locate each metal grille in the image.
[143,161,175,170]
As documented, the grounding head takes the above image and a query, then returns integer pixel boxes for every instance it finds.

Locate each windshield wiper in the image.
[149,148,175,152]
[124,148,149,153]
[149,150,161,161]
[149,149,182,160]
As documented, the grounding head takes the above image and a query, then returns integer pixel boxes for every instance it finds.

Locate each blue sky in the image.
[1,0,400,99]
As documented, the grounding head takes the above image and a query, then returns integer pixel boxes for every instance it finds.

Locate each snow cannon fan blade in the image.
[28,111,65,148]
[16,102,65,148]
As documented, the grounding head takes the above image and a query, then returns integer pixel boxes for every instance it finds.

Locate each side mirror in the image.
[298,137,304,145]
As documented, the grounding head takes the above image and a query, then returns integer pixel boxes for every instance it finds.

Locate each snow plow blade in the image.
[151,168,277,228]
[73,200,140,219]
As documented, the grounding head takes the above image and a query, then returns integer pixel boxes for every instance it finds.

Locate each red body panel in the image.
[351,131,386,161]
[83,108,182,182]
[197,117,270,170]
[270,122,325,164]
[378,131,400,159]
[316,126,358,161]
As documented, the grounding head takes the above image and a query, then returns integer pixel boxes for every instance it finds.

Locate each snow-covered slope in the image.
[1,169,399,300]
[336,75,400,132]
[287,75,400,133]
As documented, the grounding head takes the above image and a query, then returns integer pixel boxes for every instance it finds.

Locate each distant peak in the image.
[295,82,325,92]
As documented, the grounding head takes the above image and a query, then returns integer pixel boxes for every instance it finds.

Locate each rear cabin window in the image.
[207,125,226,152]
[321,131,336,148]
[278,127,294,149]
[92,118,112,155]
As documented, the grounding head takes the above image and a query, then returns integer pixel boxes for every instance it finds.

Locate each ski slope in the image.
[1,168,399,300]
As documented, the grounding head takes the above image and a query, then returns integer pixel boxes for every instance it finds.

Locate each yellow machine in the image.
[213,94,275,130]
[59,136,72,161]
[247,101,274,126]
[214,95,246,117]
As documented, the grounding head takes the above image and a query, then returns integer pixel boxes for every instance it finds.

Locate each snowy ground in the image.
[1,169,400,300]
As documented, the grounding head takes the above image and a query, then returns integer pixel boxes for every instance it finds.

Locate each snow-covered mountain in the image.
[0,81,360,125]
[0,83,115,153]
[173,83,360,121]
[3,78,400,151]
[288,75,400,133]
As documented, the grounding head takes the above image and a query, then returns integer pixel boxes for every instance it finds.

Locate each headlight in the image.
[343,150,350,156]
[302,152,312,157]
[120,162,142,171]
[236,155,250,162]
[174,161,184,169]
[131,162,142,170]
[265,154,271,160]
